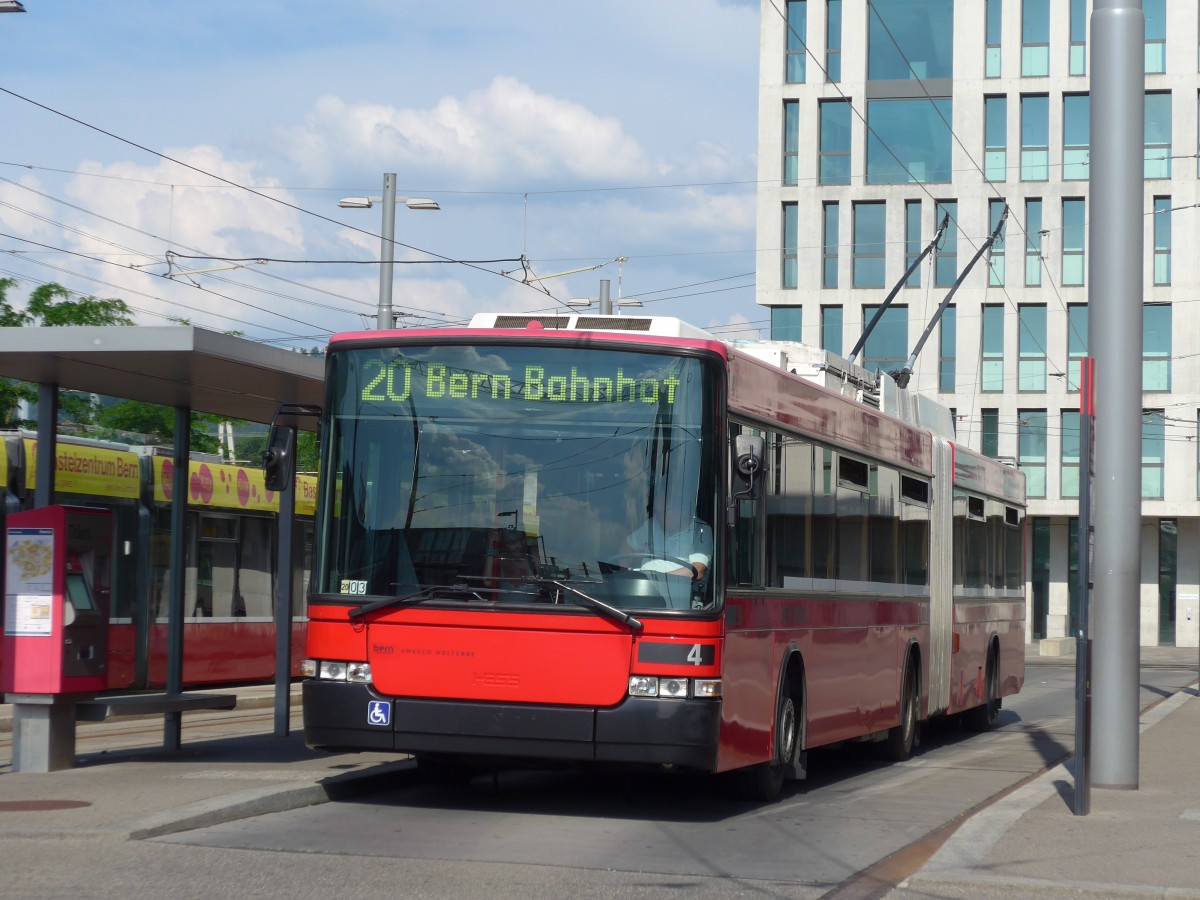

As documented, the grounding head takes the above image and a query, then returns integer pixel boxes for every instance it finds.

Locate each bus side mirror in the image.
[732,433,765,501]
[263,402,322,492]
[263,425,295,492]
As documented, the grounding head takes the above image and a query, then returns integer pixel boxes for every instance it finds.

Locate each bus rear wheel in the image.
[883,658,918,761]
[965,647,1000,732]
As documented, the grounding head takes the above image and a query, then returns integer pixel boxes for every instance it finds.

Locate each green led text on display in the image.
[360,360,681,406]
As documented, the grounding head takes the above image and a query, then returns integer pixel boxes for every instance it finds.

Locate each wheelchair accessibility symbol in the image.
[367,700,391,727]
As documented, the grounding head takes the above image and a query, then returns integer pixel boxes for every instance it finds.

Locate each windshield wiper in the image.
[348,583,486,619]
[516,574,643,633]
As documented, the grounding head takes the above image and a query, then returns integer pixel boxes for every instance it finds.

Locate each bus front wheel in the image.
[734,681,797,802]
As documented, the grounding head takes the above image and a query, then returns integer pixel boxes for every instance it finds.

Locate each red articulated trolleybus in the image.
[293,312,1025,800]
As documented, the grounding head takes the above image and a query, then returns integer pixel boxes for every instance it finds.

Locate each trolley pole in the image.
[1089,0,1144,790]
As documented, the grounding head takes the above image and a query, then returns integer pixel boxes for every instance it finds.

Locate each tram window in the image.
[238,517,274,617]
[201,516,237,541]
[1006,506,1020,526]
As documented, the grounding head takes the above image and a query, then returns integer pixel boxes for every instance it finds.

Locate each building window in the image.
[1062,198,1085,286]
[866,99,953,184]
[819,100,851,186]
[783,202,799,289]
[1018,304,1047,391]
[784,100,801,186]
[986,0,1003,78]
[1067,303,1088,391]
[1022,0,1050,77]
[786,0,807,84]
[821,306,843,354]
[822,202,839,288]
[867,0,953,80]
[853,202,886,288]
[1021,94,1050,181]
[1019,409,1048,499]
[905,200,922,287]
[771,307,803,341]
[988,198,1006,286]
[1025,198,1043,285]
[985,95,1007,182]
[1145,91,1172,179]
[981,304,1005,392]
[1143,304,1172,391]
[981,408,1000,458]
[1153,196,1171,285]
[934,200,957,287]
[862,304,908,376]
[1062,409,1081,498]
[826,0,842,83]
[1145,0,1166,74]
[1142,410,1166,499]
[1159,518,1177,644]
[1070,0,1087,75]
[939,305,956,393]
[1063,94,1090,180]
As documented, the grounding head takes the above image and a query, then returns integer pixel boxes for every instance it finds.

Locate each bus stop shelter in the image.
[0,325,324,767]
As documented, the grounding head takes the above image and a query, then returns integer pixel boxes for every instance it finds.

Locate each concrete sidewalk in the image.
[0,685,410,840]
[1,648,1198,899]
[891,681,1200,899]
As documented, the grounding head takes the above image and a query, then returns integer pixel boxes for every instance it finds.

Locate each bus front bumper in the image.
[302,680,721,771]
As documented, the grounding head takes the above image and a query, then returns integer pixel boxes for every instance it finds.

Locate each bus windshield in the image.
[315,343,719,613]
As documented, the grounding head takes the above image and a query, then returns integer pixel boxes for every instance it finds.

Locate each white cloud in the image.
[68,148,305,259]
[0,173,59,243]
[285,76,650,184]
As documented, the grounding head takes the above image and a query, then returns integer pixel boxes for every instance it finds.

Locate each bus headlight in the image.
[319,661,348,681]
[628,676,722,699]
[629,675,659,697]
[307,660,373,683]
[660,678,689,699]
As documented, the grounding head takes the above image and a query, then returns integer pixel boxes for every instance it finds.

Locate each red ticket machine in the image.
[3,505,112,770]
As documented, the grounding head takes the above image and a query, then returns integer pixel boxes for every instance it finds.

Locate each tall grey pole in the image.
[599,279,612,315]
[377,172,397,330]
[164,405,190,751]
[34,382,58,508]
[1089,0,1144,790]
[273,432,296,738]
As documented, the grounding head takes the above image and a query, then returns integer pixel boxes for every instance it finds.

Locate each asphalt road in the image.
[142,665,1196,899]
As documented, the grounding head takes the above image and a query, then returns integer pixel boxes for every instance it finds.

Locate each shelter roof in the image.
[0,326,324,427]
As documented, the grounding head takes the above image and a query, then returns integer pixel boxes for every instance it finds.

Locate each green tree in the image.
[94,401,223,456]
[0,278,35,426]
[25,283,134,326]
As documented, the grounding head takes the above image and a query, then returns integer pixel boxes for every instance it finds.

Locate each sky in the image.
[0,1,764,349]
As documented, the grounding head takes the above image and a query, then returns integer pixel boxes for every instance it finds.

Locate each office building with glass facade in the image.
[756,0,1199,648]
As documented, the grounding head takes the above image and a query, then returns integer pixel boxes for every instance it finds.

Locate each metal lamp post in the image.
[339,173,440,330]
